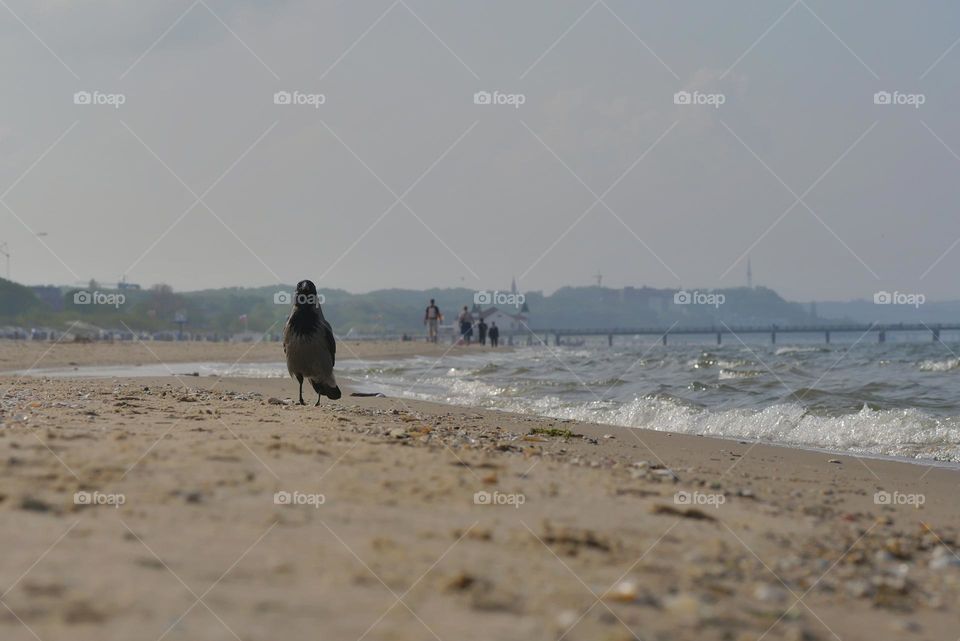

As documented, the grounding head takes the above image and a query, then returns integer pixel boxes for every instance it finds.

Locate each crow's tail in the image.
[310,378,342,400]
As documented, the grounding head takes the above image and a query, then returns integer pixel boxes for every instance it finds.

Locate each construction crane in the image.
[0,233,48,281]
[0,243,9,280]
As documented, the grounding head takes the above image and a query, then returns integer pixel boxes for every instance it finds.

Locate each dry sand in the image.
[0,337,472,371]
[1,340,958,641]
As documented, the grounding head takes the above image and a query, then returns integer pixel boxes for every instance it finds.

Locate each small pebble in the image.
[753,583,788,604]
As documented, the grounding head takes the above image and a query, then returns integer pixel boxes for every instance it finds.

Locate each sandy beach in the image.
[1,340,959,641]
[0,338,470,371]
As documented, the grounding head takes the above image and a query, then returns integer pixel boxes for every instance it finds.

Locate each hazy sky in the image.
[1,0,959,301]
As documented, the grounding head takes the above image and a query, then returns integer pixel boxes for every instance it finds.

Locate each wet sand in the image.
[1,340,958,641]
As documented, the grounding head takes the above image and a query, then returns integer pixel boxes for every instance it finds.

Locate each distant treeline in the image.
[0,278,844,335]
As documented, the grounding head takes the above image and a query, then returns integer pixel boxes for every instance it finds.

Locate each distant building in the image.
[476,306,528,333]
[473,278,530,332]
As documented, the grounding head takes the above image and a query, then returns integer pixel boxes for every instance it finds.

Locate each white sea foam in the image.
[774,346,826,355]
[380,370,960,461]
[718,368,763,380]
[917,358,960,372]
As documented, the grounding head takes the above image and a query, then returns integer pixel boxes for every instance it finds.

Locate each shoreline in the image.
[351,381,960,471]
[2,341,959,640]
[3,337,959,470]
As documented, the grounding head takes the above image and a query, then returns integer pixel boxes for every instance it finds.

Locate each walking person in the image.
[424,299,442,343]
[458,306,474,345]
[477,317,488,345]
[488,322,499,348]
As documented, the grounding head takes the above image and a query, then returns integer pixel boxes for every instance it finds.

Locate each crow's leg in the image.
[314,393,322,407]
[296,374,305,405]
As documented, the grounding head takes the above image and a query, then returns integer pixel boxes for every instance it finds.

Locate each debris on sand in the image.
[650,503,716,521]
[20,496,55,513]
[538,521,613,554]
[529,427,580,439]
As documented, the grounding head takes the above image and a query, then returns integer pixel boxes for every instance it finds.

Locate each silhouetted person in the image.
[458,306,474,344]
[488,322,499,348]
[477,318,488,345]
[424,298,442,343]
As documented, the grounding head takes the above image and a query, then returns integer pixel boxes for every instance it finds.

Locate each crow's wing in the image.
[282,315,292,355]
[321,318,336,367]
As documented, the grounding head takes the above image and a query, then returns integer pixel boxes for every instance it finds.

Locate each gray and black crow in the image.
[283,280,341,405]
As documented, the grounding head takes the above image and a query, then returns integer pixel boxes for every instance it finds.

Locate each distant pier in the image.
[531,323,957,347]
